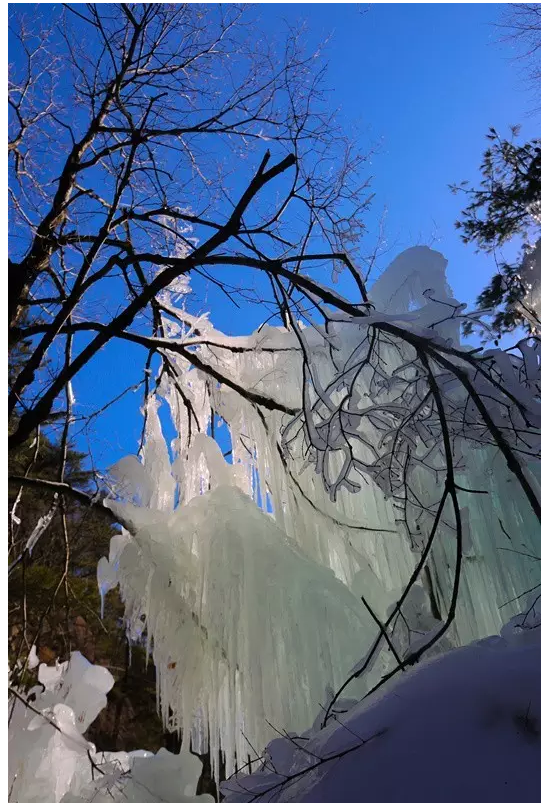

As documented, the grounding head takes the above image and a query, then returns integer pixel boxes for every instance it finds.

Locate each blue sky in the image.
[11,3,540,471]
[252,2,540,304]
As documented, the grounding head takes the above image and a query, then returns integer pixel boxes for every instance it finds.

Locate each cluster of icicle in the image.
[8,650,212,802]
[97,246,540,781]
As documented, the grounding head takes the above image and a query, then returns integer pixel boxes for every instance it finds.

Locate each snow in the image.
[517,238,541,328]
[27,644,39,670]
[222,605,540,803]
[368,245,455,317]
[8,614,540,803]
[9,652,113,802]
[62,747,215,803]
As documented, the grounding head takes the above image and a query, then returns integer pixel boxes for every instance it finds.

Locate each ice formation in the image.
[102,479,386,779]
[9,651,113,802]
[95,246,540,779]
[8,651,212,803]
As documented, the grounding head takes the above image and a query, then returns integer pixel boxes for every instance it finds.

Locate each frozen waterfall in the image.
[97,246,540,778]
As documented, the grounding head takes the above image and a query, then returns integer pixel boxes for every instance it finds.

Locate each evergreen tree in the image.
[452,127,541,341]
[9,332,166,752]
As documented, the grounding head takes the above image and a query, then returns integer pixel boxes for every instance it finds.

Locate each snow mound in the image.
[222,610,540,802]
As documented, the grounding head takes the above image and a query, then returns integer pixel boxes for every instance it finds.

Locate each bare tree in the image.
[8,3,372,450]
[497,3,541,101]
[9,1,540,641]
[7,1,375,711]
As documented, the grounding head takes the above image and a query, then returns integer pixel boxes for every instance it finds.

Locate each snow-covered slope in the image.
[222,604,541,803]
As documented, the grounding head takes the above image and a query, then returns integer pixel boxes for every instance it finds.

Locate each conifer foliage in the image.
[452,128,541,340]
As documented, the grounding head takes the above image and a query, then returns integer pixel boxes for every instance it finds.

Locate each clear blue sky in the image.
[17,3,540,470]
[251,2,539,306]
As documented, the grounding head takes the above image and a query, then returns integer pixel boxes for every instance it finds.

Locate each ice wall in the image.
[368,247,540,641]
[98,245,540,777]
